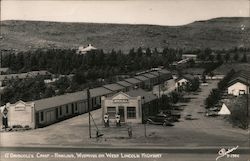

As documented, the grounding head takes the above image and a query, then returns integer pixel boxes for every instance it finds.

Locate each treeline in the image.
[197,47,249,63]
[2,47,183,82]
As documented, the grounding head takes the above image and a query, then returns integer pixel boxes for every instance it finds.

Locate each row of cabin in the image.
[3,69,173,129]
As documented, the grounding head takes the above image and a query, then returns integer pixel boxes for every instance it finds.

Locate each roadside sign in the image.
[2,106,8,118]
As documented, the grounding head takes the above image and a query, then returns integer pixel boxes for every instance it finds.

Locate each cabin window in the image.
[66,105,69,113]
[74,103,78,111]
[40,112,44,121]
[59,106,62,115]
[127,107,136,119]
[239,90,246,95]
[107,106,116,119]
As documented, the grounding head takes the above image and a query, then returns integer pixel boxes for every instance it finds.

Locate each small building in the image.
[227,70,250,96]
[175,76,189,88]
[175,77,189,90]
[101,89,158,124]
[77,44,97,54]
[101,92,142,124]
[227,78,249,96]
[6,101,36,129]
[182,54,197,60]
[175,74,195,91]
[218,103,231,115]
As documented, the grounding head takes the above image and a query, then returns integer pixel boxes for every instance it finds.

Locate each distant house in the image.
[182,54,197,61]
[227,78,249,96]
[227,70,250,96]
[76,44,97,54]
[175,74,195,91]
[218,103,231,115]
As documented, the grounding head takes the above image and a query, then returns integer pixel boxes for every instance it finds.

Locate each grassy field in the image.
[0,17,250,52]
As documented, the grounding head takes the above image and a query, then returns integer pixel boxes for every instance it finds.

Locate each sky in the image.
[1,0,250,26]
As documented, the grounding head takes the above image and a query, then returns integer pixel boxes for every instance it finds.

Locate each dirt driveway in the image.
[0,80,248,147]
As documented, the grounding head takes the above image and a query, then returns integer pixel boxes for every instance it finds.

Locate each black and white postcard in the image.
[0,0,249,161]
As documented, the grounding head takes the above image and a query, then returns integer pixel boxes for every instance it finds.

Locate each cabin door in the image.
[118,106,125,122]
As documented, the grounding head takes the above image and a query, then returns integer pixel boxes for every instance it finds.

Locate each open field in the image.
[0,80,248,148]
[1,17,250,52]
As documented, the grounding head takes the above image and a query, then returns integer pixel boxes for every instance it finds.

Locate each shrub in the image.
[12,125,23,128]
[228,105,249,129]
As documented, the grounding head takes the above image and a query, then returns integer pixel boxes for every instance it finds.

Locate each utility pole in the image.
[247,78,249,147]
[158,71,161,98]
[87,88,91,138]
[142,97,147,138]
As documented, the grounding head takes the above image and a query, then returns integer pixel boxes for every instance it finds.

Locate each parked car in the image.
[146,114,174,126]
[209,107,220,112]
[159,110,180,122]
[205,111,219,117]
[184,114,193,120]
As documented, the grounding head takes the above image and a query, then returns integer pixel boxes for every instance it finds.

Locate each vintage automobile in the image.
[184,114,193,120]
[205,111,219,117]
[146,114,174,126]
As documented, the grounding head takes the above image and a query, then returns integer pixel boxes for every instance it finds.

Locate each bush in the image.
[24,125,30,129]
[205,89,220,108]
[12,125,23,128]
[228,105,249,129]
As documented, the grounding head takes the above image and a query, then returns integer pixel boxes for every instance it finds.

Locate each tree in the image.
[205,89,220,108]
[208,54,214,62]
[229,104,248,129]
[241,53,248,62]
[204,48,212,56]
[216,53,223,62]
[170,92,181,104]
[44,87,55,98]
[186,78,200,92]
[233,53,239,62]
[224,53,230,63]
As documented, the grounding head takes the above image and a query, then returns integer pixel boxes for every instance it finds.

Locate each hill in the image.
[0,17,250,52]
